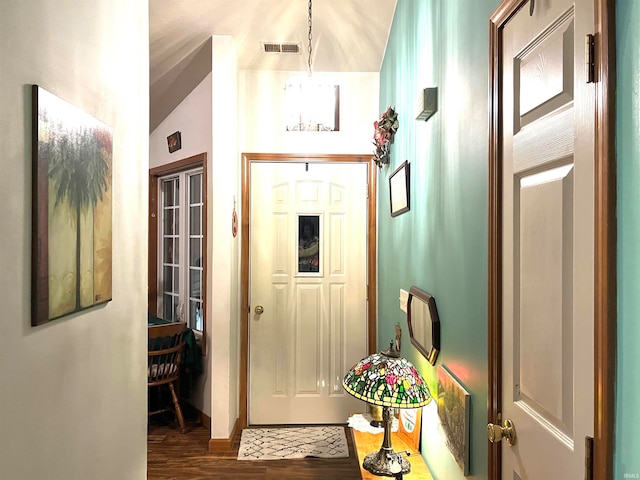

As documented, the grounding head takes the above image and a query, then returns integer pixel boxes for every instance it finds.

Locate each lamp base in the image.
[363,448,411,478]
[369,405,384,428]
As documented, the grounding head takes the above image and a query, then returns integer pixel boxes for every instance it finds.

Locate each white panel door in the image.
[249,162,367,424]
[501,0,594,478]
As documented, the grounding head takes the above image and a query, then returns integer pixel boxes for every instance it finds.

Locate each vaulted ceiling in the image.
[149,0,397,130]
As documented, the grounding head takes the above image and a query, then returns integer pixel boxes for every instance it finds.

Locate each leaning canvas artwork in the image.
[31,85,113,326]
[437,365,471,475]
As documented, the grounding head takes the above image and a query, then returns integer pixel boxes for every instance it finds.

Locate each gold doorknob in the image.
[254,305,264,315]
[487,418,516,446]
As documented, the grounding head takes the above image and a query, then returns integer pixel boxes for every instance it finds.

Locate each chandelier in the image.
[283,0,339,132]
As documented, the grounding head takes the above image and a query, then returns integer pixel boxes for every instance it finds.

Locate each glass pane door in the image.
[159,168,204,331]
[161,177,180,321]
[188,171,203,331]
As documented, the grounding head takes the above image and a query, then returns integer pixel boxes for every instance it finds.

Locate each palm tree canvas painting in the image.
[31,85,113,326]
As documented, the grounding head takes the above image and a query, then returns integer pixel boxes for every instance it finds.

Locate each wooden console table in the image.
[350,428,433,479]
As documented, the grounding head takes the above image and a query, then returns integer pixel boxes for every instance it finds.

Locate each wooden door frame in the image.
[488,1,616,478]
[148,152,208,354]
[239,152,378,429]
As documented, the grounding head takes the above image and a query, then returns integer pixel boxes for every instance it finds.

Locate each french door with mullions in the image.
[158,168,203,331]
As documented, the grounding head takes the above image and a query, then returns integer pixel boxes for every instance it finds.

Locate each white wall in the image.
[150,74,213,169]
[149,72,213,417]
[209,36,240,439]
[148,36,240,439]
[239,71,379,154]
[149,50,377,441]
[0,2,149,480]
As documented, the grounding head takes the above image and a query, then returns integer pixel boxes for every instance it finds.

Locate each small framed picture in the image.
[397,407,422,451]
[389,160,410,217]
[167,131,182,153]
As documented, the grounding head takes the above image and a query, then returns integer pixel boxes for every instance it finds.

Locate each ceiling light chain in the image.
[307,0,313,79]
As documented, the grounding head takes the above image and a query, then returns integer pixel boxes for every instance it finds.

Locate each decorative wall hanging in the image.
[167,131,181,153]
[232,197,238,238]
[394,322,402,352]
[372,106,399,168]
[437,366,471,475]
[389,160,410,217]
[31,85,113,326]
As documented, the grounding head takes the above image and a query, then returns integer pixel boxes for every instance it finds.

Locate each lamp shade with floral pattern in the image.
[342,352,431,408]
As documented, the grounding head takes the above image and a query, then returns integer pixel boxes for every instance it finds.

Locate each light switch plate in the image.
[399,289,409,313]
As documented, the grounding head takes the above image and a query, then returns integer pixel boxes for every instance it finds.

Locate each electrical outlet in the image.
[399,289,409,313]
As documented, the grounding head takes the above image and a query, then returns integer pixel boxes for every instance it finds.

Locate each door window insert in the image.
[298,214,321,275]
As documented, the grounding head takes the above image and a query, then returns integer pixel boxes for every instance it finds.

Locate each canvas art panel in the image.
[31,85,113,325]
[437,365,471,475]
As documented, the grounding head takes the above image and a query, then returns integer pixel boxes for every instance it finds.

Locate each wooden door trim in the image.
[593,0,616,477]
[148,152,208,354]
[239,152,378,429]
[487,1,615,479]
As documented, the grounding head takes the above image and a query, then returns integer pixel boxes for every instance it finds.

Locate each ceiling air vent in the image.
[281,43,300,54]
[261,42,301,54]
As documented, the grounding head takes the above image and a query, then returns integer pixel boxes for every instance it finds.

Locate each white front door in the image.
[249,162,368,424]
[500,0,594,477]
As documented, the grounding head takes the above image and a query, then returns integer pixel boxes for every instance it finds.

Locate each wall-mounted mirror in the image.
[407,286,440,365]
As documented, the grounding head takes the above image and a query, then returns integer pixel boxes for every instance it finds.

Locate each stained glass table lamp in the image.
[343,347,431,477]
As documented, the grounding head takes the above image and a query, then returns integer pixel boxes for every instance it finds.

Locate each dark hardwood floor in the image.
[147,415,363,479]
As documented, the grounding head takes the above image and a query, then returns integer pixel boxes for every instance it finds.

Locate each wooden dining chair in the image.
[148,322,187,432]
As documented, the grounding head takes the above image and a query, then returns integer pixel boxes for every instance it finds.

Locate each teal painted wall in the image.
[616,1,640,478]
[378,1,498,478]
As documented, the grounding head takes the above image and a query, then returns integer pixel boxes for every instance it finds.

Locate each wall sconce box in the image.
[415,87,438,122]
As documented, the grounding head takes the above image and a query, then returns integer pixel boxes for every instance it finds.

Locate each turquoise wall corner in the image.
[616,0,640,477]
[380,2,640,477]
[378,1,498,478]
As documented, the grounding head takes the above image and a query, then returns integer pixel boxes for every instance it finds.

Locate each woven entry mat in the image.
[237,426,349,460]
